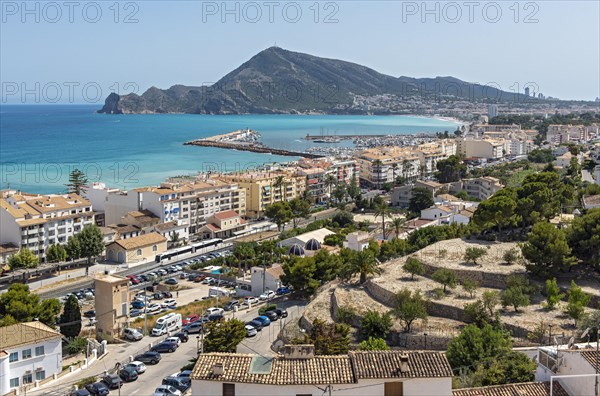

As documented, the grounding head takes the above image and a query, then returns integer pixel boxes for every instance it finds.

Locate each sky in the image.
[1,0,599,104]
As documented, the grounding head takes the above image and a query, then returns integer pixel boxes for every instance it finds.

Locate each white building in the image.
[344,231,370,251]
[0,192,94,262]
[190,346,453,396]
[535,344,599,396]
[0,322,62,395]
[278,228,335,249]
[248,264,285,297]
[487,104,498,119]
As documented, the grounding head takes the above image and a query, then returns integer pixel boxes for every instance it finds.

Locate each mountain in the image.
[98,47,532,115]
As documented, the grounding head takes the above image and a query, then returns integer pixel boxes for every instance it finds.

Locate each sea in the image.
[0,105,460,194]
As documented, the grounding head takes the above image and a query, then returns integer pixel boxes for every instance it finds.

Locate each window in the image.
[223,383,235,396]
[152,245,157,252]
[23,373,33,384]
[9,352,18,362]
[9,378,19,388]
[136,249,142,256]
[35,371,46,381]
[35,346,45,356]
[22,349,32,359]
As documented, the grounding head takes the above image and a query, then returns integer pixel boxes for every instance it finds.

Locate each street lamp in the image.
[548,324,554,346]
[424,333,428,350]
[196,336,200,355]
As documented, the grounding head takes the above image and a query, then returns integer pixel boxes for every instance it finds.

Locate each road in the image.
[33,289,306,396]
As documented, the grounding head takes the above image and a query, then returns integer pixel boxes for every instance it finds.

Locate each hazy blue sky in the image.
[1,0,599,103]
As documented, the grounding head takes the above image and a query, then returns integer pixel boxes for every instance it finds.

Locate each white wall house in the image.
[249,264,284,297]
[0,322,62,395]
[535,344,599,396]
[190,346,453,396]
[344,231,370,251]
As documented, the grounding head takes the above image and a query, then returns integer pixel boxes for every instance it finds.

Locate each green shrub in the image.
[66,337,87,355]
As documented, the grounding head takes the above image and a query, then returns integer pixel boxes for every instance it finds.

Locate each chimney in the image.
[399,354,410,373]
[212,363,224,375]
[282,344,315,359]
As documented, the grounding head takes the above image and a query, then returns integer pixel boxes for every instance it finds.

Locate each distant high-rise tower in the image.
[538,93,544,99]
[524,87,530,96]
[488,104,498,119]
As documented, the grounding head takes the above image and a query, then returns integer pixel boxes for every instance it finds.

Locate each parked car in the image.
[119,367,139,382]
[273,308,288,318]
[131,300,145,309]
[165,336,182,346]
[205,307,224,316]
[242,297,259,307]
[130,308,143,318]
[259,290,275,300]
[245,325,258,337]
[246,320,263,331]
[83,310,96,318]
[85,382,110,396]
[101,374,122,389]
[70,389,91,396]
[134,351,161,365]
[253,316,271,326]
[183,314,200,325]
[151,341,178,353]
[146,303,161,313]
[152,385,181,396]
[223,300,240,311]
[262,310,278,321]
[162,291,173,298]
[152,292,164,300]
[123,328,144,341]
[165,278,178,285]
[183,322,203,334]
[276,286,291,295]
[162,376,190,392]
[174,331,189,342]
[157,269,168,276]
[161,299,177,309]
[207,314,224,322]
[176,370,192,381]
[125,361,147,374]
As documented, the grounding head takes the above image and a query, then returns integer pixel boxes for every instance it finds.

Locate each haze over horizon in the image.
[1,1,599,103]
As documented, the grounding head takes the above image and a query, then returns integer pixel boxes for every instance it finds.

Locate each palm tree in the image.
[372,159,384,189]
[419,164,427,179]
[351,250,381,284]
[391,217,405,239]
[392,163,399,186]
[273,175,285,201]
[324,174,337,197]
[375,202,391,239]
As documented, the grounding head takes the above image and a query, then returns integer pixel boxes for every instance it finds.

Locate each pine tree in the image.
[60,295,82,338]
[66,168,88,195]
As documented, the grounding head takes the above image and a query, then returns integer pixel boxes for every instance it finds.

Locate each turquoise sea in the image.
[0,105,459,194]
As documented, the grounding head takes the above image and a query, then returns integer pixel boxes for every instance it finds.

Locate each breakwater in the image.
[184,139,324,159]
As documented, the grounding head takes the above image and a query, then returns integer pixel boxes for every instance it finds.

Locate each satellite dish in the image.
[581,328,590,339]
[567,337,575,349]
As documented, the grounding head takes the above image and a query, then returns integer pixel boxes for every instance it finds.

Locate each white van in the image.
[151,313,182,336]
[208,287,232,298]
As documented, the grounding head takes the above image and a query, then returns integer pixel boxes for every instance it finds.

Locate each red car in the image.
[126,275,140,285]
[183,314,200,326]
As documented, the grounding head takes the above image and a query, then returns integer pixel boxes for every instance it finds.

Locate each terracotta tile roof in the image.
[191,353,355,385]
[213,210,240,220]
[436,194,460,201]
[266,265,285,279]
[153,221,181,232]
[0,243,19,255]
[0,321,62,350]
[452,382,568,396]
[459,210,475,218]
[583,194,600,207]
[351,350,453,379]
[108,224,141,234]
[108,232,166,250]
[191,350,452,385]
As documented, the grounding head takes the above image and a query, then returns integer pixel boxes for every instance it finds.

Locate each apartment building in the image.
[546,124,599,146]
[0,322,62,395]
[355,147,421,188]
[191,346,453,396]
[457,137,508,159]
[414,139,457,174]
[87,179,246,237]
[449,177,504,200]
[220,171,306,217]
[391,180,445,208]
[0,192,94,261]
[296,157,358,202]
